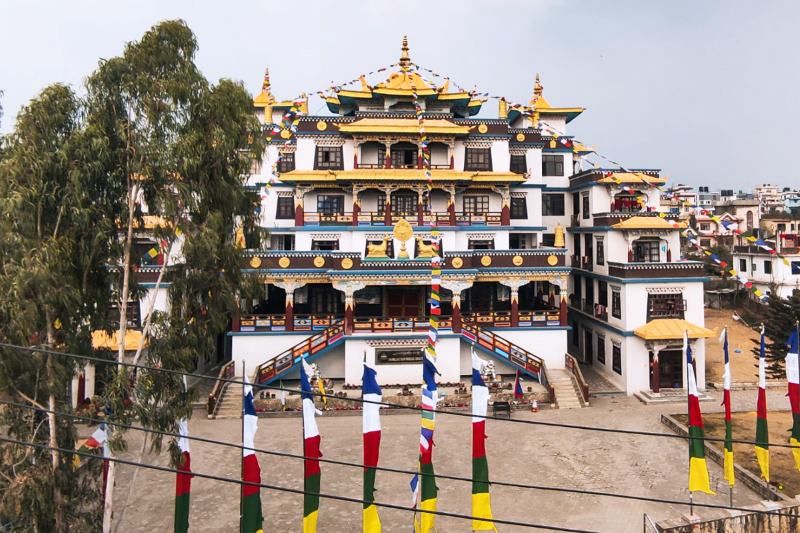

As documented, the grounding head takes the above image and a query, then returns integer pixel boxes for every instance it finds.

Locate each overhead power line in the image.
[1,398,790,519]
[0,435,595,533]
[3,341,799,449]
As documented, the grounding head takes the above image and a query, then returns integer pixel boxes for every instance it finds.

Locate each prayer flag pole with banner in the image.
[756,325,770,481]
[471,349,496,531]
[720,327,734,488]
[301,357,323,533]
[787,323,800,471]
[686,331,714,495]
[362,360,382,533]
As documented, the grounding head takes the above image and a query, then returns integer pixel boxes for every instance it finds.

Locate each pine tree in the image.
[751,293,800,378]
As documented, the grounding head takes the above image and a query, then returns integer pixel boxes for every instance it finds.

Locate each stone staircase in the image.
[212,379,243,419]
[548,368,586,409]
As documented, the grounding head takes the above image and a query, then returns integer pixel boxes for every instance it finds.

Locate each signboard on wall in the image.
[376,348,423,365]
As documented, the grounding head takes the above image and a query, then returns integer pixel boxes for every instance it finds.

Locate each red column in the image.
[651,351,660,393]
[295,200,304,227]
[627,248,633,262]
[501,201,511,226]
[667,248,672,262]
[560,295,568,326]
[354,151,359,169]
[452,296,462,333]
[352,198,360,226]
[232,313,241,332]
[511,289,519,328]
[417,200,424,226]
[417,153,423,169]
[285,293,294,332]
[384,150,391,169]
[383,197,392,226]
[448,196,456,226]
[449,154,454,170]
[344,298,354,335]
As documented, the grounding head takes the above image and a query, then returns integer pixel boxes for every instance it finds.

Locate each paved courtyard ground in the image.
[107,388,798,532]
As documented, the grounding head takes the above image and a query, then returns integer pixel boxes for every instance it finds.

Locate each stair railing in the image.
[253,321,344,385]
[565,353,590,404]
[207,360,236,417]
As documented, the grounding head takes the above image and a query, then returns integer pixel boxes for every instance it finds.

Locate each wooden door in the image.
[386,289,420,318]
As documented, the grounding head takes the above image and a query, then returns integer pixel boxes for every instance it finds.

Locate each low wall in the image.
[654,500,800,532]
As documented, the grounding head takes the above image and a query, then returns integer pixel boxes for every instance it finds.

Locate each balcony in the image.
[592,211,662,227]
[569,298,608,321]
[303,211,504,227]
[571,255,594,271]
[606,261,705,279]
[245,249,568,271]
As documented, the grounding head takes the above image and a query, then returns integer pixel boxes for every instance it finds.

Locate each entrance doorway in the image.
[386,288,421,318]
[582,328,593,363]
[652,349,683,389]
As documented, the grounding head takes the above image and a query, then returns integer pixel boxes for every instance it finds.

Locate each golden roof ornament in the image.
[393,218,413,259]
[399,35,411,72]
[498,97,508,119]
[262,68,272,95]
[359,75,371,92]
[529,73,543,107]
[554,223,565,248]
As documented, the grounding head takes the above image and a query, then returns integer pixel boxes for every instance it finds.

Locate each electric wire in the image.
[0,435,595,533]
[3,341,800,449]
[1,398,791,518]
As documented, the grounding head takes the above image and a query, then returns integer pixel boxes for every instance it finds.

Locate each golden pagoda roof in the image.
[612,216,685,230]
[338,118,470,135]
[279,169,525,183]
[508,73,584,123]
[598,172,666,185]
[92,329,148,351]
[634,319,714,341]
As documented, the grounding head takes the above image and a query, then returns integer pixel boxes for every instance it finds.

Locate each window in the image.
[277,152,295,173]
[739,259,747,272]
[391,192,418,216]
[581,193,590,219]
[542,155,563,176]
[463,196,489,215]
[596,335,606,365]
[598,281,608,306]
[314,146,343,170]
[596,239,605,265]
[317,195,344,215]
[700,223,710,231]
[632,238,660,263]
[468,238,494,250]
[542,193,565,216]
[752,262,757,272]
[465,148,492,171]
[572,193,580,217]
[510,154,527,174]
[276,197,294,219]
[612,344,622,375]
[611,289,621,319]
[647,293,686,320]
[509,233,530,249]
[391,144,418,169]
[376,192,387,216]
[270,234,294,250]
[311,240,339,251]
[511,197,528,219]
[764,261,772,274]
[792,261,800,275]
[541,233,555,247]
[571,320,579,346]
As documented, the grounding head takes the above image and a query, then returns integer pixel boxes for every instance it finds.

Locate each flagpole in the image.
[685,330,693,517]
[240,360,245,533]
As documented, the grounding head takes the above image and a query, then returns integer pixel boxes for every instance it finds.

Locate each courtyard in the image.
[107,388,796,532]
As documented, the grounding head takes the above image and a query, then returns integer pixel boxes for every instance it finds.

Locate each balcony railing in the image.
[571,255,594,271]
[234,310,562,333]
[302,211,504,226]
[606,261,705,279]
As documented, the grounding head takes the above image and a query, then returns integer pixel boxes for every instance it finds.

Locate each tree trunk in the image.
[104,184,137,533]
[45,310,64,532]
[132,235,172,367]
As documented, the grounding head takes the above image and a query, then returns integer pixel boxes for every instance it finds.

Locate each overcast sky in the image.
[1,0,798,190]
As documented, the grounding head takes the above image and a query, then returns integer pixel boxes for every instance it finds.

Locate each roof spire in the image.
[399,35,411,71]
[530,72,543,106]
[262,68,272,95]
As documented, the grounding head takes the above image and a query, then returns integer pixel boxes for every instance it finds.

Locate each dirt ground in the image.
[704,308,761,383]
[107,390,794,533]
[676,410,800,497]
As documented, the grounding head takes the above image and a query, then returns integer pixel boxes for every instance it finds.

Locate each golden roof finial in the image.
[359,74,371,92]
[498,97,508,119]
[262,68,272,96]
[399,35,411,71]
[534,73,543,97]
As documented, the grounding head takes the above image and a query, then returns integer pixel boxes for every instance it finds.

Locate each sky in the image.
[1,0,798,190]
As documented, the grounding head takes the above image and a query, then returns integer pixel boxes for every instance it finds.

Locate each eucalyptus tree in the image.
[0,84,116,531]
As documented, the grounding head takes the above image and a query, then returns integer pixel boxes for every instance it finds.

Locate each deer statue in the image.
[366,235,391,258]
[415,237,438,258]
